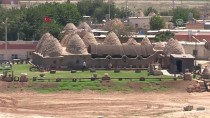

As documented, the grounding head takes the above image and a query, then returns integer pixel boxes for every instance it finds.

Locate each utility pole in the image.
[172,0,175,10]
[125,0,128,20]
[4,18,8,60]
[109,0,111,20]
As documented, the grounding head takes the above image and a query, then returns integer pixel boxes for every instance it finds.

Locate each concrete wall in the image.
[0,49,34,60]
[128,17,150,30]
[181,42,210,60]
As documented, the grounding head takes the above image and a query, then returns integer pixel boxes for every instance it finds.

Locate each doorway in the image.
[176,60,182,73]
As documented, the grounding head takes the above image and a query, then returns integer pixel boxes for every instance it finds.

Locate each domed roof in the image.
[36,33,63,57]
[153,41,166,50]
[148,12,156,16]
[66,34,88,54]
[136,10,145,17]
[124,38,140,45]
[64,23,77,31]
[105,18,124,31]
[78,22,92,32]
[60,32,74,47]
[77,29,89,39]
[141,36,151,45]
[35,32,51,53]
[103,31,121,45]
[163,38,185,55]
[202,66,210,75]
[61,23,77,36]
[82,32,98,47]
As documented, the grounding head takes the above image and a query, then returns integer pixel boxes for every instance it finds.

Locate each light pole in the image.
[3,18,8,60]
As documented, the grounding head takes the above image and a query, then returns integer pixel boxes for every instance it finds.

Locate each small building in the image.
[175,32,210,42]
[169,54,195,74]
[186,21,204,29]
[128,16,173,30]
[0,40,37,60]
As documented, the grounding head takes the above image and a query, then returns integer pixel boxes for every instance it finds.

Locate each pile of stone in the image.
[186,83,201,93]
[103,31,121,45]
[163,38,185,55]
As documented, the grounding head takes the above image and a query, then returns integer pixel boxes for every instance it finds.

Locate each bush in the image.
[139,77,145,81]
[40,74,45,77]
[50,70,56,74]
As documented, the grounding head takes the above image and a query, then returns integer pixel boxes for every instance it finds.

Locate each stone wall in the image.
[32,51,165,70]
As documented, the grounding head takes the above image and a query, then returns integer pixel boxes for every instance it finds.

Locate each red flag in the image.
[43,16,52,23]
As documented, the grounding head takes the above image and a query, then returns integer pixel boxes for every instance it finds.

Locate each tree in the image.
[77,0,132,23]
[144,7,158,16]
[155,31,174,42]
[149,15,165,30]
[172,7,200,25]
[0,3,81,41]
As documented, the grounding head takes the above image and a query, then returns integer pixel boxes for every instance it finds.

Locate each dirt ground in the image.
[1,84,210,118]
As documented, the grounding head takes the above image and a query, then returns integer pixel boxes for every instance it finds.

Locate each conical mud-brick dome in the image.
[202,66,210,75]
[78,22,92,32]
[66,34,88,54]
[124,38,140,45]
[136,10,145,17]
[77,29,89,39]
[103,31,121,45]
[202,66,210,79]
[141,36,151,45]
[61,23,77,35]
[82,32,98,47]
[36,33,63,57]
[35,32,51,53]
[163,38,185,55]
[148,12,156,16]
[105,18,124,31]
[60,32,74,47]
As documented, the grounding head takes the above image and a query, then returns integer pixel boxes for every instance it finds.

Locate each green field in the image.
[0,64,171,80]
[0,64,177,93]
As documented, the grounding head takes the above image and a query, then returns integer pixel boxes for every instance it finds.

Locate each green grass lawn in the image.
[0,64,172,80]
[0,64,176,93]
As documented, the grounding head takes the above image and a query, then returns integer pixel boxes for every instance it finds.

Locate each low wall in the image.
[32,51,167,70]
[181,42,210,60]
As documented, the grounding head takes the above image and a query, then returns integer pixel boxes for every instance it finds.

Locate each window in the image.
[0,54,4,60]
[11,54,18,59]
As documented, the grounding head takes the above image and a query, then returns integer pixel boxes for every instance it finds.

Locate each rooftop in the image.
[171,54,195,59]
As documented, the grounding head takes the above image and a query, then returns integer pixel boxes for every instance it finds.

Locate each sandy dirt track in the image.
[0,91,210,118]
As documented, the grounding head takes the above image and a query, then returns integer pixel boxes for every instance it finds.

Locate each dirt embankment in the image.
[0,80,210,118]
